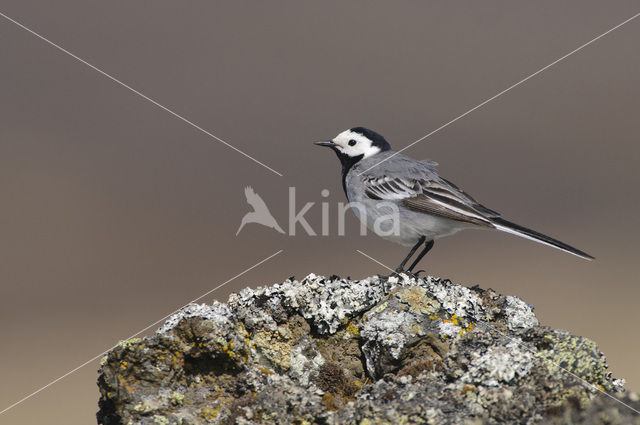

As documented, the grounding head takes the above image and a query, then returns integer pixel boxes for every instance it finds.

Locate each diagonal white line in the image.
[356,249,640,416]
[0,249,283,416]
[359,10,640,175]
[474,321,640,415]
[0,11,283,177]
[357,249,399,273]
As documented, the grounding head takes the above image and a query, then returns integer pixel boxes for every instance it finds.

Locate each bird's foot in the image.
[381,267,428,293]
[380,269,404,293]
[390,268,415,281]
[399,269,426,280]
[387,267,406,280]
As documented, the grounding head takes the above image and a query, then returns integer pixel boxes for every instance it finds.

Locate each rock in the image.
[96,274,637,424]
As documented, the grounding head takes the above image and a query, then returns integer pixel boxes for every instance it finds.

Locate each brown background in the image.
[1,1,639,424]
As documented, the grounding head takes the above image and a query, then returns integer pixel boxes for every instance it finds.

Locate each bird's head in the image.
[315,127,391,162]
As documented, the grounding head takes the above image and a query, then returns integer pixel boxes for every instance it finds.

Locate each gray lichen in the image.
[505,296,539,330]
[97,273,634,425]
[229,273,388,334]
[461,339,534,387]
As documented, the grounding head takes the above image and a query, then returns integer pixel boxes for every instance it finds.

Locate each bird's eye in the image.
[348,139,357,146]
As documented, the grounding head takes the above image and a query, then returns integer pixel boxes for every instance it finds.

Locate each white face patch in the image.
[331,130,382,158]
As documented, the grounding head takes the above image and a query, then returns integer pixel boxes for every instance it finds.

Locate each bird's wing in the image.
[244,186,270,211]
[363,176,419,200]
[363,176,498,227]
[437,177,501,218]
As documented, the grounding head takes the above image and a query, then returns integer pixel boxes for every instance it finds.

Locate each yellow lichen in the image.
[322,392,337,411]
[458,322,475,335]
[169,392,184,406]
[374,301,389,314]
[252,329,293,371]
[443,314,460,326]
[258,367,274,375]
[200,408,219,421]
[346,323,360,338]
[396,287,440,315]
[117,338,143,350]
[153,415,169,425]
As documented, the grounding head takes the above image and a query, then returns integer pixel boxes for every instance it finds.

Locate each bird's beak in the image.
[314,140,336,147]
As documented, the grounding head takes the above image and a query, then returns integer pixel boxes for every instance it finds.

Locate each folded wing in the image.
[362,175,593,260]
[363,176,497,227]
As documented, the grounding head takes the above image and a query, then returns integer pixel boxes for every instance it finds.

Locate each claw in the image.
[401,269,426,280]
[381,269,406,293]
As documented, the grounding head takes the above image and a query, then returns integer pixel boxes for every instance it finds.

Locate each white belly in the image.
[353,200,475,246]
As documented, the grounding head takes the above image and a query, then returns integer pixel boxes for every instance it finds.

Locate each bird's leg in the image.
[407,240,435,273]
[394,236,426,273]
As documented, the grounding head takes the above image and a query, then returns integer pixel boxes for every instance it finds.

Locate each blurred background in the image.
[1,1,639,423]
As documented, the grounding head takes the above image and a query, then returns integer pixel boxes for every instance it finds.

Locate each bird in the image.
[315,127,593,274]
[236,186,285,236]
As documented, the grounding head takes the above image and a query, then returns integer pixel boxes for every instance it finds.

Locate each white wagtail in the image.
[315,127,593,273]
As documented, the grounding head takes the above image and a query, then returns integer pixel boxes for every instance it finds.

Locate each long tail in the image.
[491,217,594,260]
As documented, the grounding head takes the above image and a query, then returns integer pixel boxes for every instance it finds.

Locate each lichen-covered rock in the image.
[97,274,634,425]
[543,391,640,425]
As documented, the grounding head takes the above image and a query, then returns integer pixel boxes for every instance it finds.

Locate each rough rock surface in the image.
[96,274,637,424]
